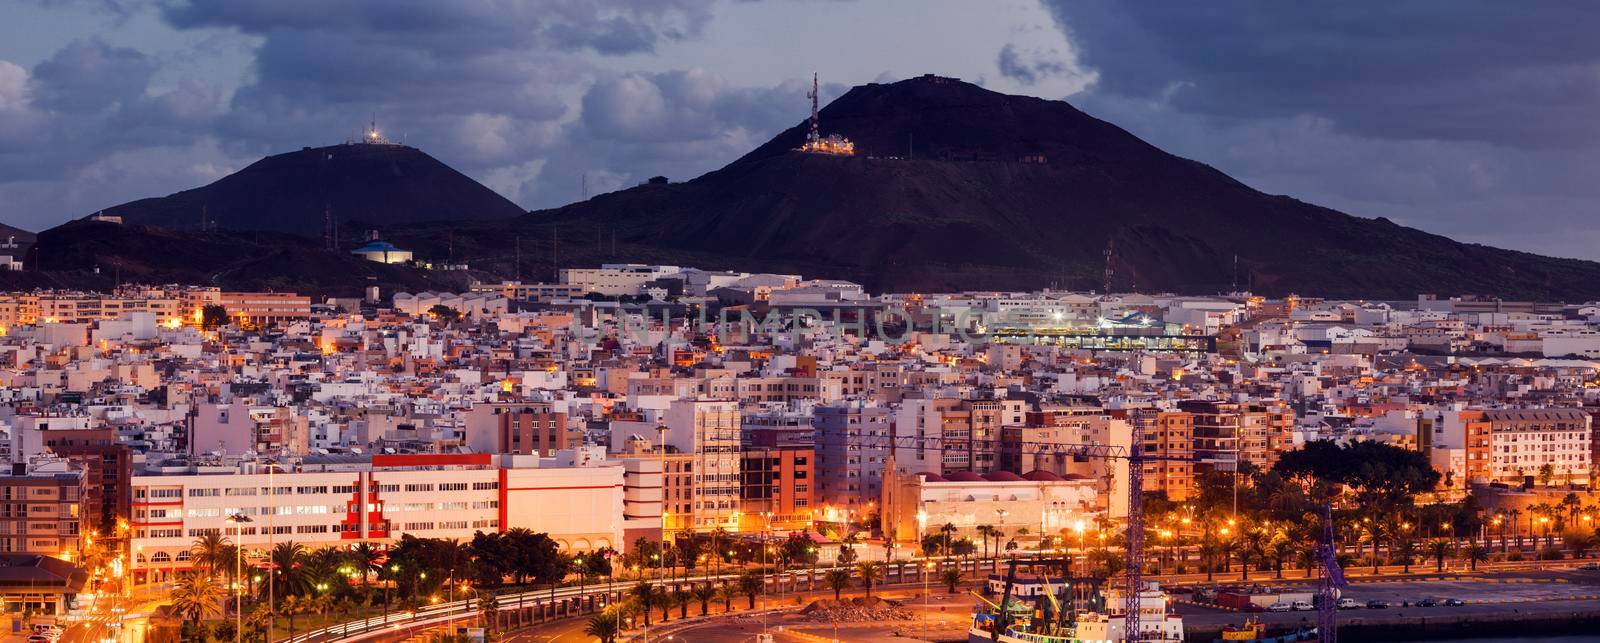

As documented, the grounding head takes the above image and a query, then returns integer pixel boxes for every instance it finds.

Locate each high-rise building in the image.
[813,402,892,512]
[739,446,813,530]
[0,461,87,561]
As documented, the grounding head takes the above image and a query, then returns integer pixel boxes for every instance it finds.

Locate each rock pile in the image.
[800,597,914,622]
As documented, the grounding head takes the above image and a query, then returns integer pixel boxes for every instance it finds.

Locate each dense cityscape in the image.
[9,3,1600,643]
[0,266,1597,642]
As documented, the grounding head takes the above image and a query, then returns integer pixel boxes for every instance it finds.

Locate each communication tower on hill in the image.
[798,73,856,156]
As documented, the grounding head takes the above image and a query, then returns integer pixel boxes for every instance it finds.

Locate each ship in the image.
[967,566,1184,643]
[1215,617,1318,643]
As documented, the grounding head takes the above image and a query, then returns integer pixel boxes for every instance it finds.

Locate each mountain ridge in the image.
[14,74,1600,300]
[513,75,1600,299]
[89,142,525,237]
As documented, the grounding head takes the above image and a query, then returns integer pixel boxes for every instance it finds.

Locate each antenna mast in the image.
[807,72,821,147]
[1103,238,1115,294]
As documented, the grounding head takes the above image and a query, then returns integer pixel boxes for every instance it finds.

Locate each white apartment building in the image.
[128,450,627,584]
[559,264,681,297]
[663,398,741,531]
[1479,409,1592,486]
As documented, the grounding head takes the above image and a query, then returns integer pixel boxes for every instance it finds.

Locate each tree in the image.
[856,562,883,599]
[270,541,311,599]
[836,542,858,567]
[940,568,962,594]
[939,523,958,556]
[584,614,622,643]
[738,571,763,609]
[282,595,305,640]
[351,542,382,587]
[190,532,233,574]
[975,525,995,559]
[211,621,237,643]
[629,581,654,627]
[428,304,462,323]
[171,572,226,626]
[201,304,229,330]
[692,583,717,616]
[824,568,852,601]
[717,582,737,612]
[673,585,691,619]
[1238,531,1267,581]
[1273,441,1441,518]
[1463,544,1490,572]
[1427,539,1453,573]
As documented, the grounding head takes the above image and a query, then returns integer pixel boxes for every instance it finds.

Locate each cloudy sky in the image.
[3,2,1599,260]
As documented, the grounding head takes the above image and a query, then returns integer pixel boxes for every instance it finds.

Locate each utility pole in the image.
[514,235,521,281]
[1103,239,1115,295]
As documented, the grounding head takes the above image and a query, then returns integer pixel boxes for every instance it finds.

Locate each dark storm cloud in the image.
[31,37,156,113]
[995,43,1070,86]
[1042,2,1600,148]
[1037,1,1600,260]
[162,0,714,56]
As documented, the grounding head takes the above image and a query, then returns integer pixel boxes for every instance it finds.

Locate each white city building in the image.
[128,450,626,584]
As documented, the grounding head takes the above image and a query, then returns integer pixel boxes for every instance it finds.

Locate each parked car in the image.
[1367,600,1390,609]
[1578,562,1600,571]
[1291,600,1315,611]
[1417,598,1439,607]
[1336,598,1362,609]
[1268,602,1292,612]
[1444,598,1466,606]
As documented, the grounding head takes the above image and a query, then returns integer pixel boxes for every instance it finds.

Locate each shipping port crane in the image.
[818,432,1198,643]
[1316,502,1347,643]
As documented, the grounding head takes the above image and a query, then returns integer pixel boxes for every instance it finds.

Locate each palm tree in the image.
[857,562,884,600]
[717,582,737,612]
[940,568,962,594]
[352,541,382,586]
[1427,539,1453,573]
[738,571,763,609]
[709,527,730,576]
[1266,535,1292,579]
[673,585,691,619]
[629,581,654,627]
[939,523,958,556]
[1238,531,1267,581]
[190,532,233,573]
[1562,493,1583,525]
[1462,544,1490,572]
[270,541,311,599]
[282,594,305,639]
[171,572,226,626]
[974,525,995,559]
[692,583,717,615]
[584,614,622,643]
[824,568,852,601]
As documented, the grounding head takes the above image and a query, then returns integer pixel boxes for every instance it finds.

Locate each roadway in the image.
[283,556,1600,642]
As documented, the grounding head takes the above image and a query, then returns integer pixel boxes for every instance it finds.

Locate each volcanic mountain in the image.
[93,142,525,236]
[503,74,1600,299]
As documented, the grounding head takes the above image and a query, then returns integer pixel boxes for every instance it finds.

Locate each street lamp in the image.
[225,512,253,643]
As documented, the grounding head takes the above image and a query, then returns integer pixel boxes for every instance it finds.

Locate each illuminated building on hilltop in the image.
[797,73,855,156]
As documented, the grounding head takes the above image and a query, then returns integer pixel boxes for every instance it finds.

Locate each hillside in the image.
[92,142,525,237]
[4,220,482,296]
[495,75,1600,299]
